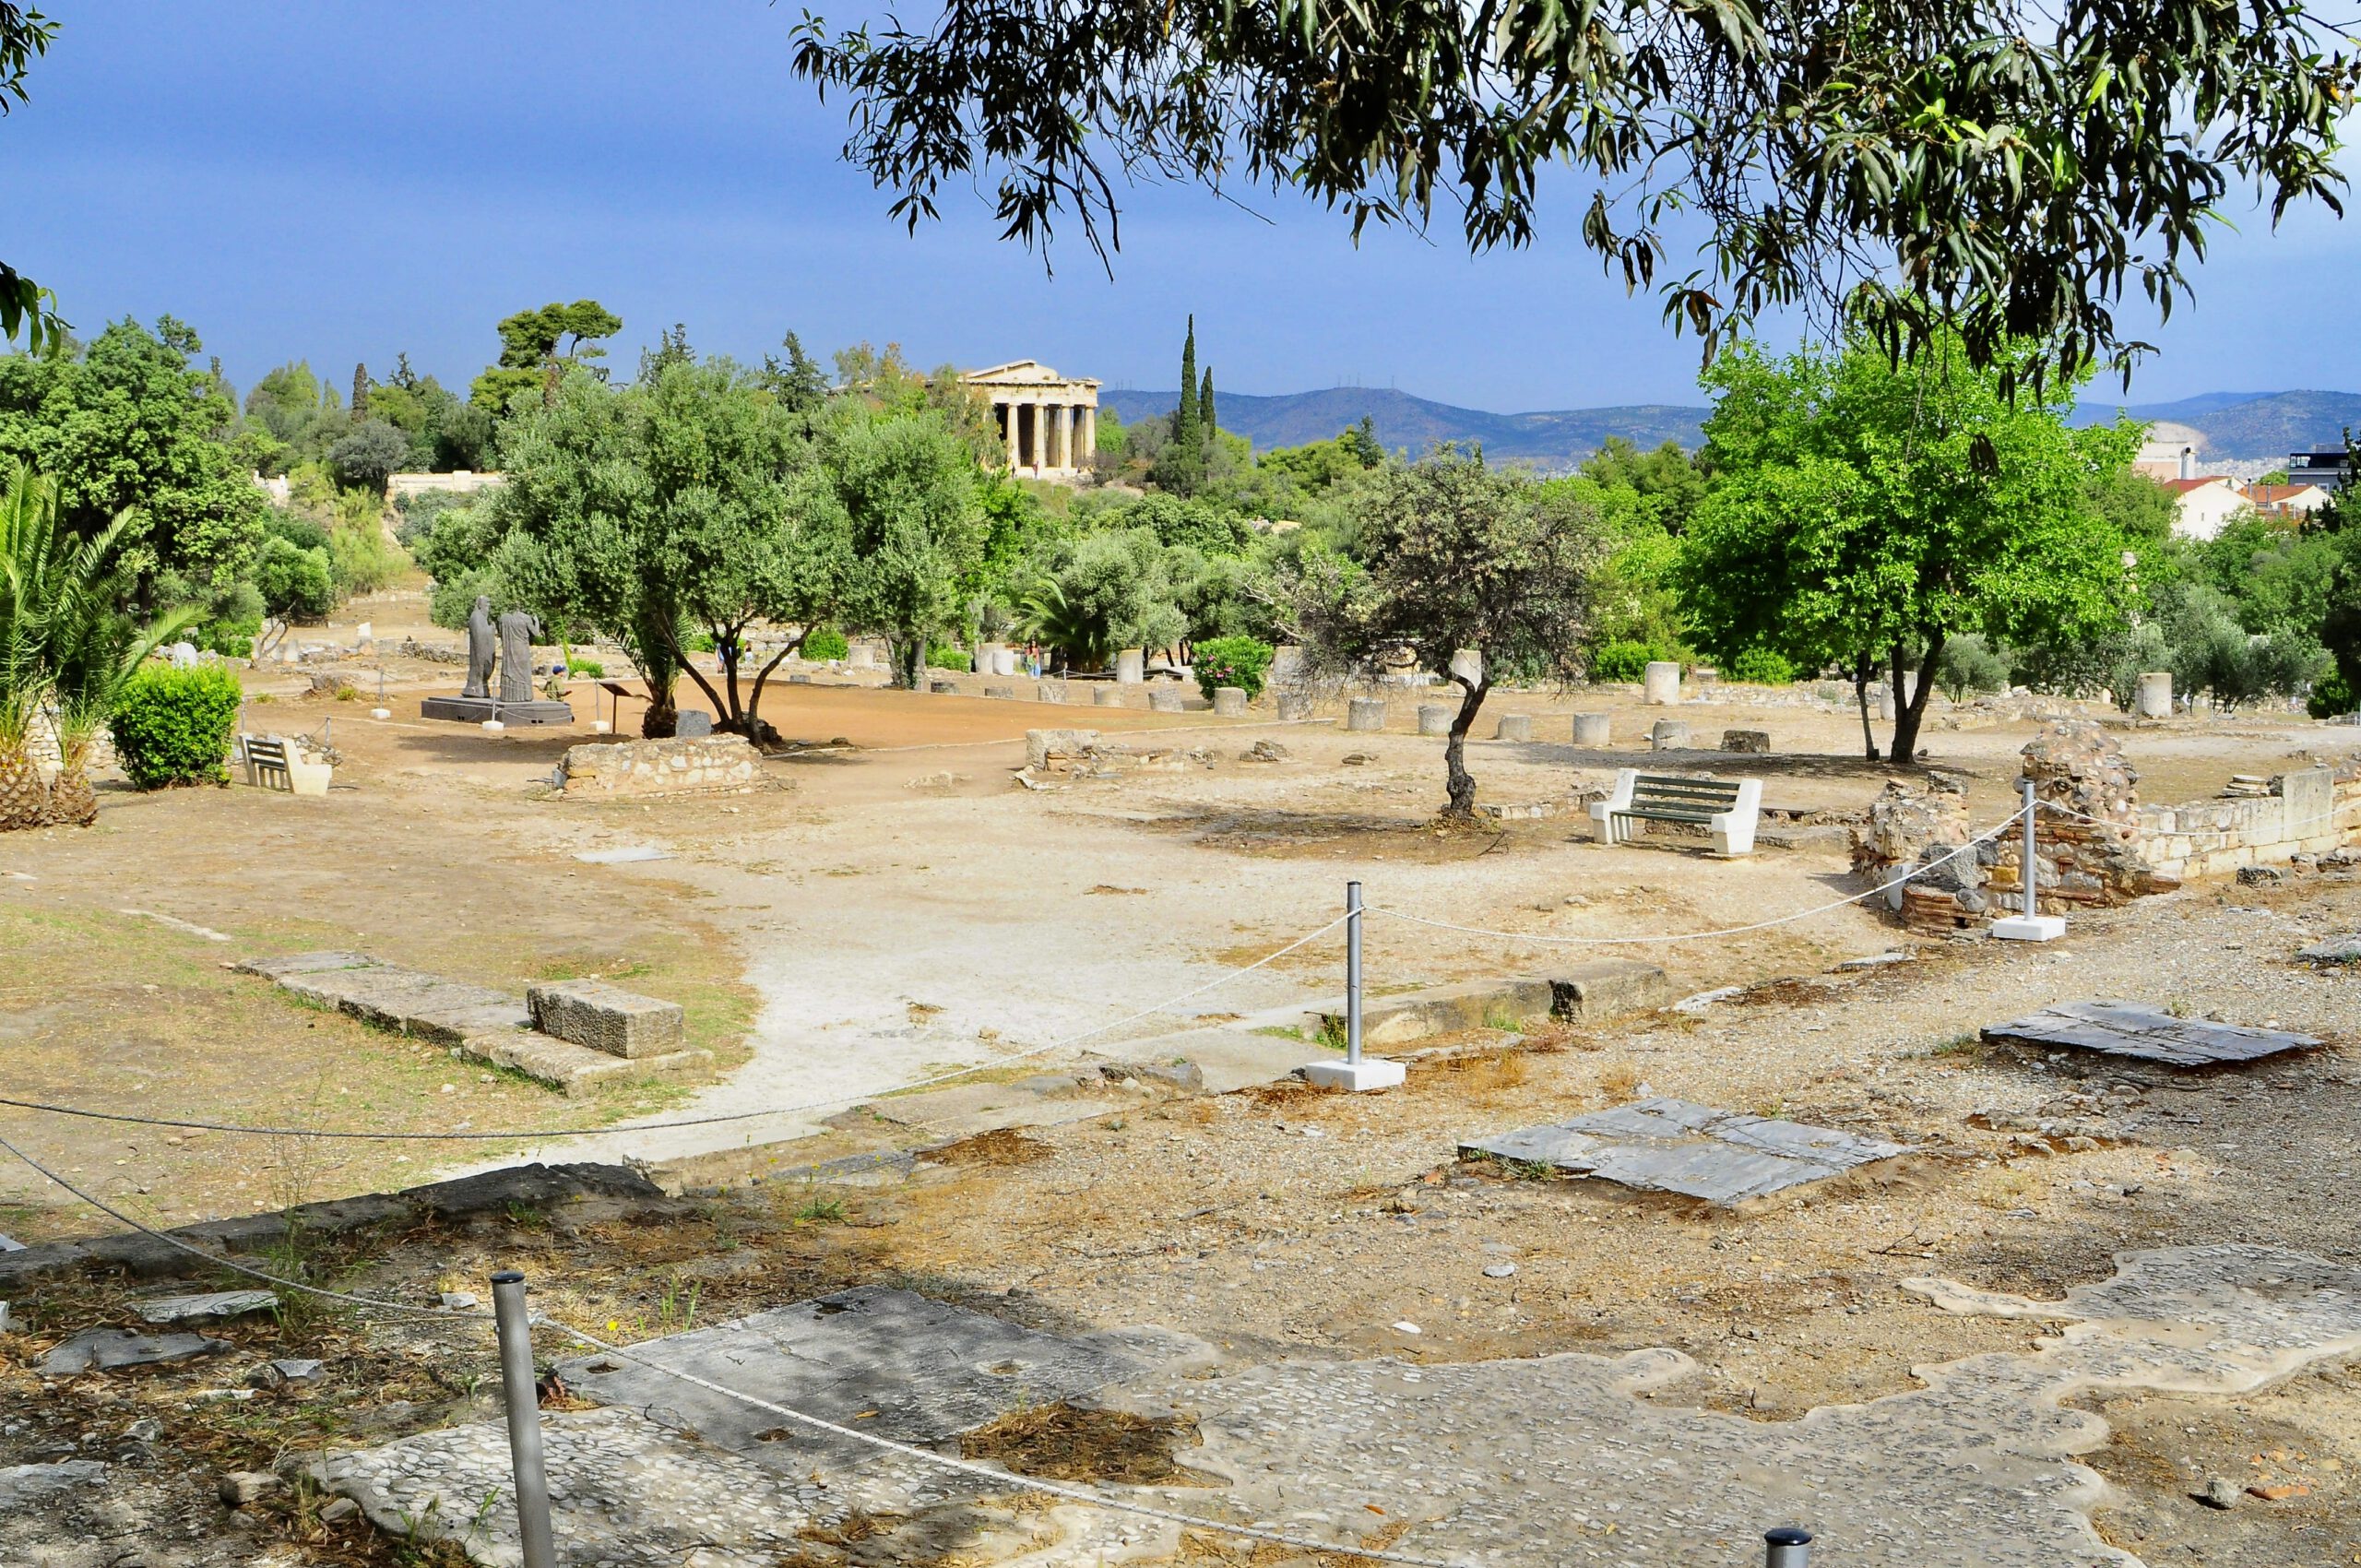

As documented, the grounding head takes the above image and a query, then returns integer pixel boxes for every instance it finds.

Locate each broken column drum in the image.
[1572,713,1611,747]
[1418,703,1454,736]
[1347,698,1386,732]
[1643,660,1681,704]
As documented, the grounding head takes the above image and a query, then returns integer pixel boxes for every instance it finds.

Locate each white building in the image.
[961,361,1099,479]
[2163,476,2249,540]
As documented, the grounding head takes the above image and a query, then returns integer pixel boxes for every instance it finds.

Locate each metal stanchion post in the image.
[490,1270,557,1568]
[1299,879,1403,1091]
[1763,1526,1812,1566]
[1346,879,1363,1067]
[1993,777,2065,941]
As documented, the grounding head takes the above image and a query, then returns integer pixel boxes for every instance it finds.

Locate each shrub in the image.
[2306,670,2355,719]
[926,642,972,671]
[1192,635,1275,700]
[566,657,606,678]
[253,535,337,622]
[1590,639,1679,683]
[803,627,849,661]
[112,664,243,790]
[1931,634,2011,701]
[1725,647,1797,685]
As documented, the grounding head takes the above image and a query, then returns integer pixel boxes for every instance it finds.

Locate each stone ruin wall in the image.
[1855,720,2361,936]
[557,735,763,797]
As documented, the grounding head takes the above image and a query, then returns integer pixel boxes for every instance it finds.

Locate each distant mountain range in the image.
[1097,386,1709,469]
[1097,385,2361,470]
[2077,390,2361,463]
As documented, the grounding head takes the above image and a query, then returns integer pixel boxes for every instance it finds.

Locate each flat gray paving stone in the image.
[1980,1000,2321,1067]
[136,1289,276,1324]
[575,845,673,864]
[43,1326,231,1376]
[2298,934,2361,964]
[1460,1097,1914,1206]
[554,1285,1149,1472]
[0,1460,107,1508]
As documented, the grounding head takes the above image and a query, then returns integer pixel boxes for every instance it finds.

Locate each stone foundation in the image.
[559,735,763,797]
[2135,766,2360,879]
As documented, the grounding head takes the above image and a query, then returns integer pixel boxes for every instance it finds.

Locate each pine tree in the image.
[1200,367,1216,448]
[1174,315,1199,449]
[350,362,371,422]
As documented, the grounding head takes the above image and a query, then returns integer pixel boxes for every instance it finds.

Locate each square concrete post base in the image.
[1991,914,2067,942]
[1301,1059,1406,1092]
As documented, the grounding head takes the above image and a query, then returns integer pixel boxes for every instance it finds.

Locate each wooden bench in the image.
[240,734,292,791]
[1589,768,1762,857]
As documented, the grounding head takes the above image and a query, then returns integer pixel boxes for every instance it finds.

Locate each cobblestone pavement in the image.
[315,1244,2361,1567]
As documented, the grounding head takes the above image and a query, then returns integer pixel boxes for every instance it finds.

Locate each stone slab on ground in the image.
[1459,1097,1916,1206]
[136,1289,276,1324]
[0,1461,107,1509]
[1545,959,1676,1021]
[43,1326,231,1376]
[1316,963,1672,1046]
[236,951,709,1093]
[2297,933,2361,964]
[527,978,686,1059]
[419,695,574,725]
[306,1249,2361,1568]
[0,1162,663,1289]
[1980,1001,2323,1068]
[554,1286,1149,1473]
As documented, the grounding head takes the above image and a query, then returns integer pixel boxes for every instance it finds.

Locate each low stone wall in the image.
[559,735,762,797]
[2135,766,2361,880]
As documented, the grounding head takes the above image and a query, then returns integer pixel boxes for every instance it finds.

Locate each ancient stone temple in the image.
[962,361,1099,478]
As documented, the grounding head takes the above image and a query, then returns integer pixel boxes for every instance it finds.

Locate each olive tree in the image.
[789,0,2356,390]
[1292,447,1608,819]
[827,410,985,688]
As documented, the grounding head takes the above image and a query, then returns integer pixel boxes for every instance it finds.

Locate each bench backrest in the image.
[244,736,291,770]
[1628,773,1745,812]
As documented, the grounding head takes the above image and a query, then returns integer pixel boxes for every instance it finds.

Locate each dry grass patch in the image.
[959,1401,1214,1485]
[919,1127,1055,1169]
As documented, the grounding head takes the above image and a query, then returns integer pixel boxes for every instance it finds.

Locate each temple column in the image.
[1003,400,1019,469]
[1080,405,1096,465]
[1057,404,1074,470]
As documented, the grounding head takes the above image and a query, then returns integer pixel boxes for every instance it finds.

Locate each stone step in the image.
[238,950,710,1095]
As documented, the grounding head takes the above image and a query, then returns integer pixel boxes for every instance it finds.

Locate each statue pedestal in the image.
[420,696,575,726]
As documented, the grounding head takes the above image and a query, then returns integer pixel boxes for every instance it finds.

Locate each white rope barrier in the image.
[0,1130,1476,1568]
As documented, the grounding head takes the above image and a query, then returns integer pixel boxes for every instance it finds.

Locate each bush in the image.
[1192,635,1275,700]
[2308,671,2356,719]
[1725,647,1797,685]
[253,535,337,622]
[566,657,606,678]
[1590,639,1679,683]
[112,664,243,790]
[926,642,973,671]
[803,627,849,661]
[1931,634,2012,702]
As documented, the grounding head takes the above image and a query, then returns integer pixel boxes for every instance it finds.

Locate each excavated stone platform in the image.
[235,952,711,1095]
[1459,1097,1919,1206]
[314,1247,2361,1568]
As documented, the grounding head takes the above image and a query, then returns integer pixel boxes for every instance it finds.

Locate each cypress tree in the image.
[1174,315,1199,449]
[1200,367,1216,447]
[351,362,371,422]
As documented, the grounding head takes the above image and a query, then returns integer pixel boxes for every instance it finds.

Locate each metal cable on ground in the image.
[0,1132,1474,1568]
[1367,804,2031,947]
[0,913,1351,1144]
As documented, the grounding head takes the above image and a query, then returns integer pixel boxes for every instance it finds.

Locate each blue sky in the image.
[4,2,2349,413]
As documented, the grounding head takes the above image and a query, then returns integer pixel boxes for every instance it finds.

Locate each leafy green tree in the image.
[791,2,2355,392]
[1016,526,1191,672]
[826,410,983,689]
[328,419,411,493]
[0,466,195,827]
[1290,447,1608,818]
[252,533,336,623]
[1157,317,1206,494]
[1679,332,2141,761]
[760,330,832,413]
[469,299,623,415]
[1931,634,2011,701]
[0,8,63,353]
[243,360,346,469]
[0,317,269,602]
[492,360,848,740]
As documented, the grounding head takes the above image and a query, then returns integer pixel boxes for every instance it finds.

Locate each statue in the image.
[496,610,544,705]
[462,596,495,698]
